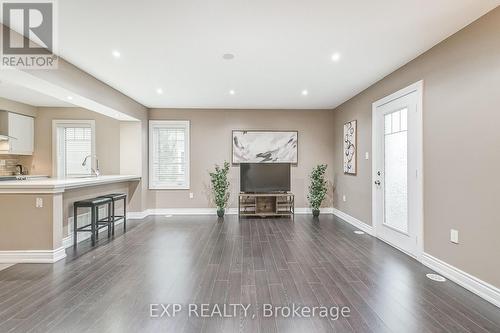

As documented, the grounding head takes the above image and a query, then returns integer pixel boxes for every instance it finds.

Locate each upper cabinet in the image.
[0,112,34,155]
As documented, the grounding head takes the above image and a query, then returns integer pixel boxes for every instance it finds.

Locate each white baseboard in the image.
[127,207,335,219]
[127,211,149,219]
[146,208,239,216]
[331,207,374,235]
[422,253,500,308]
[0,246,66,264]
[294,207,334,214]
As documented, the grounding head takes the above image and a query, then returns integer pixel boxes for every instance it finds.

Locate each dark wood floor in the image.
[0,214,499,333]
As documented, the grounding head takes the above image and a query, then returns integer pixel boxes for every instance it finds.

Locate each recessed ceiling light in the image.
[112,50,121,58]
[156,88,163,95]
[222,53,235,60]
[301,89,309,96]
[66,96,73,100]
[331,52,341,62]
[229,89,235,95]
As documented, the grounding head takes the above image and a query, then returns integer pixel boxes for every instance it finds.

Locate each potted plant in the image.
[209,161,230,217]
[307,164,328,217]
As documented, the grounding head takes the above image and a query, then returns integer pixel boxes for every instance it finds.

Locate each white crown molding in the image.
[422,253,500,308]
[331,207,374,235]
[0,247,66,264]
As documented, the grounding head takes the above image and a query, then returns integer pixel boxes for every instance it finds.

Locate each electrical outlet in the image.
[189,192,194,199]
[365,152,369,160]
[450,229,459,244]
[342,195,346,202]
[35,197,43,208]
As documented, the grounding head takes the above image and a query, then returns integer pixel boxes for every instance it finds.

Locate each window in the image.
[149,120,190,189]
[52,120,95,178]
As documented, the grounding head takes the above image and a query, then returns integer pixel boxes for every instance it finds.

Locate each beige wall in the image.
[148,109,335,209]
[120,122,142,176]
[332,8,500,287]
[119,120,148,213]
[0,194,54,250]
[0,97,37,117]
[28,107,121,176]
[0,182,136,251]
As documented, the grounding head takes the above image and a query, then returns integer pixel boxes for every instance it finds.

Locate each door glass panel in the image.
[391,111,401,132]
[400,108,407,131]
[384,115,392,134]
[384,108,408,233]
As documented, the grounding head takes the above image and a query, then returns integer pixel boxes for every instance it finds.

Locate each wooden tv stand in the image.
[238,192,294,218]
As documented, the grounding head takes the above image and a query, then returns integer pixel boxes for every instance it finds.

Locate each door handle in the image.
[374,180,381,186]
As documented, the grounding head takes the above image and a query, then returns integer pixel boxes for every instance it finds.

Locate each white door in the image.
[372,81,423,259]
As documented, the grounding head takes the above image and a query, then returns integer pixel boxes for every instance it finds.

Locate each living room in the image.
[0,1,499,332]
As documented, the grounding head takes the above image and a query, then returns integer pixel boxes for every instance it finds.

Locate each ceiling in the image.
[21,1,500,108]
[0,81,73,107]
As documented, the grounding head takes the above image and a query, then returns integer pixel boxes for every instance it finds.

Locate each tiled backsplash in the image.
[0,156,20,176]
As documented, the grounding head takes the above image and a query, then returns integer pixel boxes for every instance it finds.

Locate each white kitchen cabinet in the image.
[0,112,34,155]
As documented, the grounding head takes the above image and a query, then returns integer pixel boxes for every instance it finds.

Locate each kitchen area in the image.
[0,80,145,265]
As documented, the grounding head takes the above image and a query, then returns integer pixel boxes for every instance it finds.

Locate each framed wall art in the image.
[232,130,298,164]
[343,120,357,175]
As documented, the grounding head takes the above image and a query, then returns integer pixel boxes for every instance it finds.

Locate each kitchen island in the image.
[0,175,141,263]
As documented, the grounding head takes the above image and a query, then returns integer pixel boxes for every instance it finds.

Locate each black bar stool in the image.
[73,197,112,247]
[98,193,127,234]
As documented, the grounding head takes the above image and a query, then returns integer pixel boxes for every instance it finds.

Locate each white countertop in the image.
[0,175,141,193]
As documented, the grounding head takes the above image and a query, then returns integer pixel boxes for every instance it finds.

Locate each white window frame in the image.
[52,120,96,178]
[149,120,190,190]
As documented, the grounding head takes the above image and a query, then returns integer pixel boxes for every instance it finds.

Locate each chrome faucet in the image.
[82,155,100,177]
[15,164,25,175]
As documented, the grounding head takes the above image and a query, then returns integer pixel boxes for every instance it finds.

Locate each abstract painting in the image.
[232,130,298,163]
[343,120,357,174]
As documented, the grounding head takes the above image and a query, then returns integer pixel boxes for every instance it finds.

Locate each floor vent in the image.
[426,273,446,282]
[354,230,365,235]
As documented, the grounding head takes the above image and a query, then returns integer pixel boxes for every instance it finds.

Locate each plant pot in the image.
[312,209,320,217]
[217,209,225,218]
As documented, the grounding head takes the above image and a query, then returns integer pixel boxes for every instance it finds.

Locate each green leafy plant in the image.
[307,164,328,216]
[209,161,230,216]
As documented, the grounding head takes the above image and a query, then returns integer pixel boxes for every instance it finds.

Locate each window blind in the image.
[64,127,92,176]
[150,121,190,189]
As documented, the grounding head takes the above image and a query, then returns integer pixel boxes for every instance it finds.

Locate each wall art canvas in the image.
[343,120,357,174]
[232,130,298,163]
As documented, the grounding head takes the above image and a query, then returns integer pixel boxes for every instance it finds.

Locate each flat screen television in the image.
[240,163,290,193]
